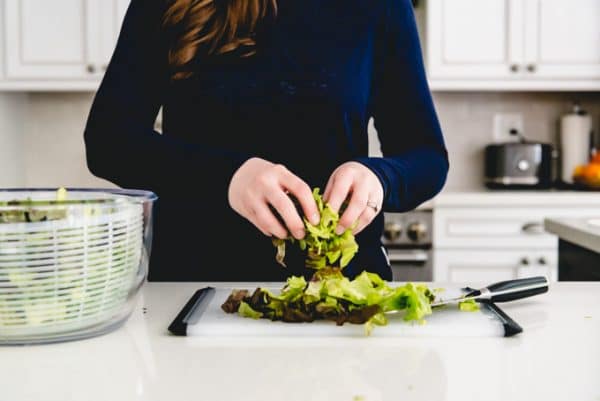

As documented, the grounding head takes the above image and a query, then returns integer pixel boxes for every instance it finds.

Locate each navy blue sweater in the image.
[84,0,448,281]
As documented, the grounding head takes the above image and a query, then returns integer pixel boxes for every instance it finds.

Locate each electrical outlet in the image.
[493,113,524,143]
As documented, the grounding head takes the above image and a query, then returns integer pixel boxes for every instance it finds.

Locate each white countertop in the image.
[2,281,599,401]
[433,190,600,207]
[545,218,600,253]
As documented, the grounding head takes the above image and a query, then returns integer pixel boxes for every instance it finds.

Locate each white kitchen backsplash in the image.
[0,94,27,187]
[3,91,600,191]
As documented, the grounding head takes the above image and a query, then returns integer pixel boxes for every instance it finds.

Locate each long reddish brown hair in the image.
[163,0,277,79]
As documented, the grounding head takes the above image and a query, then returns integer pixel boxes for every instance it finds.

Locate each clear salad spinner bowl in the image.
[0,188,157,345]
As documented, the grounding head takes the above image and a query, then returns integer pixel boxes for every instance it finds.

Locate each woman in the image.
[84,0,448,282]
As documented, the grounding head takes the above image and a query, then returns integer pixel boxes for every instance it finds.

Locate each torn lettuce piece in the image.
[379,283,434,322]
[56,187,68,201]
[273,188,358,270]
[238,301,263,319]
[365,311,388,336]
[272,238,287,268]
[277,276,307,303]
[458,298,480,312]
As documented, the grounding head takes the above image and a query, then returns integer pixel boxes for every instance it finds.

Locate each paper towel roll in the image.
[560,105,592,183]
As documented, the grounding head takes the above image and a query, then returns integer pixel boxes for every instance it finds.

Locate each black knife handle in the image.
[486,276,549,303]
[481,302,523,337]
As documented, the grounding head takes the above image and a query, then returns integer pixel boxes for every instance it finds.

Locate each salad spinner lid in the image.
[0,188,157,206]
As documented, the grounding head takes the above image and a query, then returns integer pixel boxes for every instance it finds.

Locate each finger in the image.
[266,191,306,239]
[247,210,274,237]
[322,172,336,202]
[326,171,354,213]
[251,203,289,239]
[336,185,369,235]
[280,171,320,226]
[353,205,377,235]
[240,197,270,236]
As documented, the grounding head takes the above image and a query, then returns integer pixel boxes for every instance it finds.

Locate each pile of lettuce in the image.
[222,269,435,334]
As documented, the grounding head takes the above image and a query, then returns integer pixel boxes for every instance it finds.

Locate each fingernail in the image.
[295,229,305,239]
[335,226,345,235]
[310,213,320,225]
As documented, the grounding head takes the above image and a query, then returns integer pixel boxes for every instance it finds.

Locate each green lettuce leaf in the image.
[458,298,480,312]
[238,301,263,319]
[273,188,359,270]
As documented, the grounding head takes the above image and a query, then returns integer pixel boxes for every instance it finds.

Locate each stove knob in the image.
[383,222,403,241]
[407,222,427,242]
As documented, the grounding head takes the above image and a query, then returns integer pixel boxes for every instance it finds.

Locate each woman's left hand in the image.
[323,161,384,235]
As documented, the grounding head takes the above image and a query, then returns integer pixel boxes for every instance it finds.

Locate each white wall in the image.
[0,94,26,187]
[21,92,114,188]
[8,91,598,191]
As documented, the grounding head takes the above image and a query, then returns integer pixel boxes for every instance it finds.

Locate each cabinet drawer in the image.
[433,249,557,283]
[434,207,600,249]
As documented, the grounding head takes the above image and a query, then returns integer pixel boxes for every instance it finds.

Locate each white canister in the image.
[560,103,592,183]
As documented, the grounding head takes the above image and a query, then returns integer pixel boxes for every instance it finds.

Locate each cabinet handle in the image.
[520,257,530,266]
[87,65,97,74]
[526,64,536,73]
[538,257,547,265]
[510,64,520,73]
[522,222,544,235]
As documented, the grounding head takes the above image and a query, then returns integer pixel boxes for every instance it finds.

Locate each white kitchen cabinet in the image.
[426,0,523,80]
[2,0,129,88]
[432,193,600,283]
[524,0,600,80]
[434,206,600,249]
[4,0,98,79]
[433,249,557,283]
[426,0,600,90]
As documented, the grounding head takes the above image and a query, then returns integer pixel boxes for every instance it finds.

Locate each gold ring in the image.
[366,201,378,213]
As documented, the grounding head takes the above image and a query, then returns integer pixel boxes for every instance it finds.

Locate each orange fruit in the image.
[584,164,600,186]
[573,165,586,179]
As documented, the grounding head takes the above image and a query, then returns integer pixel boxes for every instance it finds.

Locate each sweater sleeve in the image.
[83,0,251,199]
[355,0,448,212]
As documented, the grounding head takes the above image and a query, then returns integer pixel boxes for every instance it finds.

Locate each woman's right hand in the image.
[228,157,320,240]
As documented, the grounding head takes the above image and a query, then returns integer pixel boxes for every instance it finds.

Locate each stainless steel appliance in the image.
[484,139,553,189]
[381,210,433,281]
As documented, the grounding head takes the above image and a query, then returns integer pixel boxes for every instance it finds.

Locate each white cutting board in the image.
[185,287,506,337]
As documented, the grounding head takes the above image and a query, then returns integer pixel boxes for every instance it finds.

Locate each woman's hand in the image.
[323,162,384,235]
[228,157,320,240]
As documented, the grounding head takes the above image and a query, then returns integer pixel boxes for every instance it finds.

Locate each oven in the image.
[381,210,433,282]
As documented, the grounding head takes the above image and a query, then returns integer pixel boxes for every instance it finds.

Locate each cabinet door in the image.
[4,0,99,79]
[524,0,600,80]
[433,250,557,283]
[434,206,600,249]
[426,0,524,79]
[98,0,130,70]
